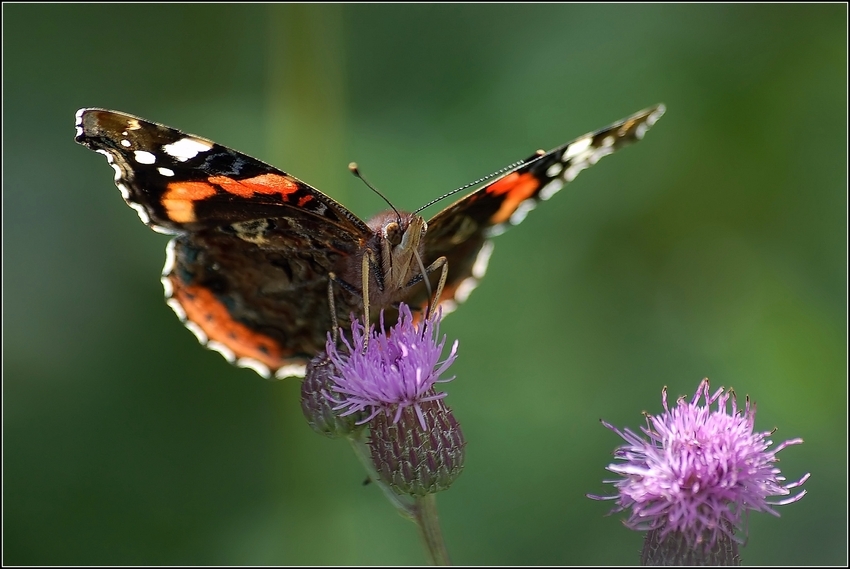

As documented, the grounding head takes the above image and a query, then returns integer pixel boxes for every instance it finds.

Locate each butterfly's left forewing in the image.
[76,109,373,378]
[423,104,666,312]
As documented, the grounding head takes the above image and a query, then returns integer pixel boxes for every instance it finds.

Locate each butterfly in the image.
[75,104,665,379]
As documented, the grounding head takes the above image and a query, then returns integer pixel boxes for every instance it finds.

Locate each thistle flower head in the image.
[589,378,809,552]
[327,303,465,496]
[326,303,458,430]
[300,352,367,439]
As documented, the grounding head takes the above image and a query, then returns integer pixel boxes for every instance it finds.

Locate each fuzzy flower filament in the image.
[590,378,808,559]
[327,304,458,429]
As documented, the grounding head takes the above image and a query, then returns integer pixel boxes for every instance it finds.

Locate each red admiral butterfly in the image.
[75,105,665,379]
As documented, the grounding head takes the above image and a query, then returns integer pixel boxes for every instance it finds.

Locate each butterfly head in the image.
[368,210,426,249]
[361,211,429,301]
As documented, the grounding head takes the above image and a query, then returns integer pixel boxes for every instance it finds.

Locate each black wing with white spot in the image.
[422,104,666,311]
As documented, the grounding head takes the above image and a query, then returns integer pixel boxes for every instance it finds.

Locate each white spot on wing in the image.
[162,239,177,276]
[237,358,272,379]
[94,149,123,181]
[74,109,85,137]
[454,277,479,304]
[472,240,495,279]
[167,297,187,321]
[509,199,536,226]
[564,162,587,182]
[440,299,458,316]
[539,179,564,201]
[157,167,175,177]
[185,321,209,344]
[455,277,478,303]
[546,162,563,177]
[160,276,174,298]
[163,137,213,162]
[275,364,307,380]
[134,150,156,164]
[120,139,132,148]
[207,341,236,363]
[484,223,508,238]
[563,137,592,161]
[117,182,130,200]
[129,202,151,225]
[151,225,178,235]
[648,104,665,125]
[591,145,616,165]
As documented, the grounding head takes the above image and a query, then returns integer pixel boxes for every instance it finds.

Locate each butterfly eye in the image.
[384,221,402,246]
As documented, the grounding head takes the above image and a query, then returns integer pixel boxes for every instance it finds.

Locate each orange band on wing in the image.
[163,181,218,223]
[163,175,307,223]
[487,172,541,224]
[208,173,302,200]
[170,278,286,368]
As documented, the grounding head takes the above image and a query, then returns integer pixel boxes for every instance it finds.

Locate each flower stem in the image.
[347,434,451,564]
[413,493,451,566]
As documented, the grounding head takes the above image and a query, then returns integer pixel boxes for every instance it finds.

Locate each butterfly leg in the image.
[326,272,340,345]
[361,251,374,351]
[325,251,380,351]
[424,256,448,319]
[403,255,449,318]
[326,271,367,340]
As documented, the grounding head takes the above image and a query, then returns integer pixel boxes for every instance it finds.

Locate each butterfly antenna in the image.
[413,150,546,215]
[349,163,402,223]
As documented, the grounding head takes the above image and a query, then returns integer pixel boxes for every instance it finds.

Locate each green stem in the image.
[413,493,451,566]
[347,434,451,565]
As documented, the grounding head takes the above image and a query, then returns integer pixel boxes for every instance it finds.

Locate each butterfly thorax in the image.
[340,210,428,314]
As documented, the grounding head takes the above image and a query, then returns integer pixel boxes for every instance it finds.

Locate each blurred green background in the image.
[4,4,845,565]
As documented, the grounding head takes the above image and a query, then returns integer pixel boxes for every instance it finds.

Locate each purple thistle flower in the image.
[326,303,458,431]
[327,303,466,496]
[589,378,809,553]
